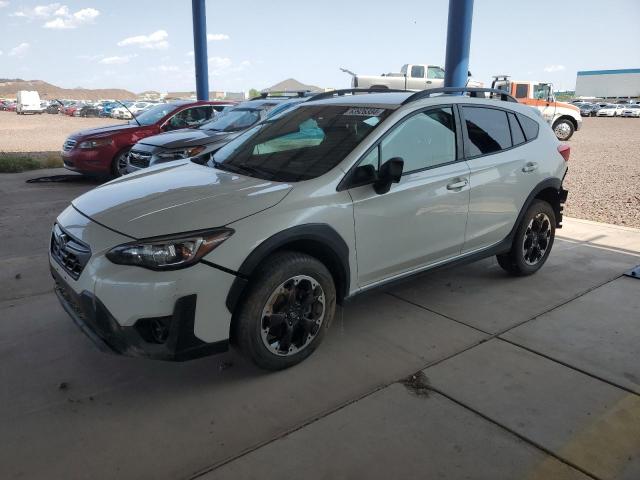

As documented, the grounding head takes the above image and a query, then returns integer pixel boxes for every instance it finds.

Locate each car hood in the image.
[137,129,237,149]
[72,162,292,239]
[71,123,141,139]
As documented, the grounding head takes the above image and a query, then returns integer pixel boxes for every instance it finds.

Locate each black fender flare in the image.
[225,224,351,313]
[504,177,564,248]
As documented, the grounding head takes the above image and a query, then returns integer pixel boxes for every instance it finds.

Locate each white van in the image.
[16,90,43,114]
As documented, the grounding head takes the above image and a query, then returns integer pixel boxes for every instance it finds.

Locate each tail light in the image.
[557,144,570,161]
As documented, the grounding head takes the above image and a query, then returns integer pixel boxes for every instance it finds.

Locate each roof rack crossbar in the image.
[308,88,409,101]
[251,90,312,100]
[401,87,517,105]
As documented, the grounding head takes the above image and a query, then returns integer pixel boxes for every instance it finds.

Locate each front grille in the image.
[50,224,91,280]
[128,150,151,168]
[63,139,77,151]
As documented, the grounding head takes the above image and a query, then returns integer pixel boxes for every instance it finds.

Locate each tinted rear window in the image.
[508,112,526,146]
[517,113,539,141]
[462,107,512,156]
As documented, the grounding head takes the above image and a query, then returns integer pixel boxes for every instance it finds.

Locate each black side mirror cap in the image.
[374,157,404,194]
[350,164,377,188]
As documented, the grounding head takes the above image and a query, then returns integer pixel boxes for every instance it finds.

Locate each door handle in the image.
[446,179,468,190]
[426,80,432,84]
[522,162,538,173]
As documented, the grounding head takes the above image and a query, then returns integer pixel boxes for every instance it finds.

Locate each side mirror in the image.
[374,157,403,194]
[350,164,377,187]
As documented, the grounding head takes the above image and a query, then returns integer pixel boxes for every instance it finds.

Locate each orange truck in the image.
[491,75,581,141]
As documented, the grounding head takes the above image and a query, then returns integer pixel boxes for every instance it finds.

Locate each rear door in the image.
[461,105,542,252]
[349,105,470,286]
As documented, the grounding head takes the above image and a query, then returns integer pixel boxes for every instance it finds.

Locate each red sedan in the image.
[61,100,234,177]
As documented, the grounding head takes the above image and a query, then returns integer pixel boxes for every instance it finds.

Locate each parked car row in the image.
[61,92,314,177]
[61,99,237,176]
[571,99,640,117]
[51,87,570,370]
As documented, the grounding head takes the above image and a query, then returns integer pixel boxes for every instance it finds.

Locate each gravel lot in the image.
[563,117,640,228]
[0,111,638,227]
[0,111,126,153]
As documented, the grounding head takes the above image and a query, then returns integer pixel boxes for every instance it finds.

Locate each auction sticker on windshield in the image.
[343,107,386,116]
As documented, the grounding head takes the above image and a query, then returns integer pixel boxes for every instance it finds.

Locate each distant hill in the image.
[0,79,136,101]
[262,78,323,93]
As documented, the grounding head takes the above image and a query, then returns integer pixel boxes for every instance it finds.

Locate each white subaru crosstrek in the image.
[50,88,569,370]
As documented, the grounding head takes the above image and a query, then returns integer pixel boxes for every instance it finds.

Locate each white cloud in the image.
[0,1,10,8]
[186,50,194,57]
[99,54,137,65]
[0,50,3,55]
[207,33,229,41]
[117,30,169,50]
[44,7,99,29]
[11,3,60,18]
[12,3,98,28]
[8,42,30,57]
[543,65,565,73]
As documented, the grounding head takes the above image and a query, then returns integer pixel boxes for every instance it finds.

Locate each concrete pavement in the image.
[1,169,638,479]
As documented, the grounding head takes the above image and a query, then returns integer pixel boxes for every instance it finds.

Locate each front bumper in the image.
[50,206,236,360]
[61,146,114,175]
[52,267,228,360]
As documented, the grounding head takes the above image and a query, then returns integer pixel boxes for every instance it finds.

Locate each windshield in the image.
[207,105,391,182]
[134,103,179,126]
[200,108,261,132]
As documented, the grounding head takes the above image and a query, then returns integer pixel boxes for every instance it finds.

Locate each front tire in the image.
[497,200,556,276]
[111,148,131,177]
[553,119,574,140]
[235,251,336,370]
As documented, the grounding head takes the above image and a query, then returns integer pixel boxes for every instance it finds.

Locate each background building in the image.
[575,69,640,98]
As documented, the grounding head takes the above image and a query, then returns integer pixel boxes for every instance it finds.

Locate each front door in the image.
[348,106,470,286]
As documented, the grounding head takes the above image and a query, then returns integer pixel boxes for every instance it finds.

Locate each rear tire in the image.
[497,200,556,276]
[553,119,574,140]
[235,251,336,370]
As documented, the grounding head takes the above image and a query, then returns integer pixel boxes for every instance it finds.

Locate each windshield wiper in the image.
[211,160,273,179]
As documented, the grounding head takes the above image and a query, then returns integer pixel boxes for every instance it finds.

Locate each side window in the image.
[410,65,425,78]
[359,146,380,170]
[169,106,213,129]
[533,84,550,100]
[508,112,526,146]
[517,113,539,141]
[381,107,456,173]
[462,107,512,157]
[427,66,445,79]
[515,84,529,99]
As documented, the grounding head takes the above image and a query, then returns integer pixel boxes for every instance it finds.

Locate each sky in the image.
[1,0,639,94]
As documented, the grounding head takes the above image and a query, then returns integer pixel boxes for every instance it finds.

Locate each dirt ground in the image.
[563,116,640,228]
[0,111,638,227]
[0,111,126,153]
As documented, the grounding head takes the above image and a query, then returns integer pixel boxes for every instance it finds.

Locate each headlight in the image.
[156,145,206,162]
[106,228,233,270]
[78,138,114,149]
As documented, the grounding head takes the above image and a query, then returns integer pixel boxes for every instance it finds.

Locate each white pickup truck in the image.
[343,64,483,90]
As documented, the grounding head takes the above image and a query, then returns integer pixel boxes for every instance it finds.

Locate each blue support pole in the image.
[192,0,209,100]
[444,0,474,90]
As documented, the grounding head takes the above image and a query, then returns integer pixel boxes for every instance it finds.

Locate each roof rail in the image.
[250,90,312,100]
[308,88,409,101]
[401,87,517,105]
